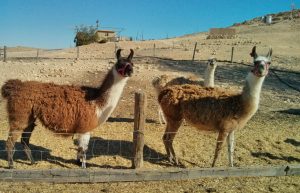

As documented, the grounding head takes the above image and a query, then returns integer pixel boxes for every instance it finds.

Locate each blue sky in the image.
[0,0,298,49]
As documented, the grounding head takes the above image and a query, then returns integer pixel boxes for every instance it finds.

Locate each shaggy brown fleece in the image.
[158,84,249,132]
[1,79,100,134]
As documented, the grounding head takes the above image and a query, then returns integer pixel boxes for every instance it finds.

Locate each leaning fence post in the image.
[191,42,198,64]
[132,91,145,169]
[231,47,234,64]
[4,46,7,62]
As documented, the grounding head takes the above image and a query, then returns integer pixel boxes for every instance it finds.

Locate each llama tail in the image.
[1,79,22,98]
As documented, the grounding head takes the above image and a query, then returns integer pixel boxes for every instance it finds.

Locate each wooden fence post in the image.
[192,42,198,64]
[153,43,156,57]
[4,46,7,62]
[231,47,234,63]
[132,91,145,169]
[77,46,79,59]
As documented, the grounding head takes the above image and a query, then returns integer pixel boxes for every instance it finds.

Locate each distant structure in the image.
[207,28,236,39]
[95,30,117,43]
[118,36,132,41]
[265,15,272,24]
[261,15,272,24]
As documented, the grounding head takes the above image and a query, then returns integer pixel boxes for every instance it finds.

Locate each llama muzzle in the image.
[117,63,133,77]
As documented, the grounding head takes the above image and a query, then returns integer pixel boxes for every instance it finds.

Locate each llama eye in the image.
[254,61,260,66]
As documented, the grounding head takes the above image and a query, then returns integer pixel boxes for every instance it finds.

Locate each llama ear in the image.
[116,49,122,60]
[266,48,272,59]
[127,49,134,61]
[250,46,258,58]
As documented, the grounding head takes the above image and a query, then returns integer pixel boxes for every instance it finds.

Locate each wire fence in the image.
[1,41,252,62]
[0,43,299,183]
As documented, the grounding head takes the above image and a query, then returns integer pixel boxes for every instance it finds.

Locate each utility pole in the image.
[96,19,100,29]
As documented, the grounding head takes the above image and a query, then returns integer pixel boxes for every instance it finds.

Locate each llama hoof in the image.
[168,156,179,166]
[81,162,87,169]
[8,165,14,169]
[76,159,81,166]
[174,159,179,166]
[76,159,87,168]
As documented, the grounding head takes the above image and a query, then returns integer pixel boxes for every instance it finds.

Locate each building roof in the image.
[96,30,115,33]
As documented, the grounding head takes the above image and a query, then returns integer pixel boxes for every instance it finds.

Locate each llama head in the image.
[152,75,169,91]
[207,57,217,70]
[115,49,134,77]
[250,46,272,77]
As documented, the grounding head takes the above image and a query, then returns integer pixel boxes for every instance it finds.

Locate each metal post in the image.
[231,47,234,63]
[4,46,7,62]
[3,46,7,62]
[36,49,39,61]
[192,42,198,64]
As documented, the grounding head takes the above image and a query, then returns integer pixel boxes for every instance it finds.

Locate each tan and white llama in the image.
[152,58,217,124]
[1,49,134,168]
[158,46,272,167]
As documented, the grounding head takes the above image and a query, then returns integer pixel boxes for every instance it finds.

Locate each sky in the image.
[0,0,298,49]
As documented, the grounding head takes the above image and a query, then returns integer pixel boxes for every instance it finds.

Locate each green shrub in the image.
[74,25,97,46]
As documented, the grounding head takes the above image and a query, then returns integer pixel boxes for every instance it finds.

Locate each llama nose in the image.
[258,64,265,74]
[126,65,133,77]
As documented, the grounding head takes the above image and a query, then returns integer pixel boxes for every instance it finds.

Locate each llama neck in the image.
[242,72,265,115]
[95,68,129,124]
[204,67,215,87]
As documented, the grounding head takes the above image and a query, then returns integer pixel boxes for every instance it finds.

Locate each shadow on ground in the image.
[284,138,300,147]
[0,137,170,169]
[251,151,300,163]
[277,108,300,115]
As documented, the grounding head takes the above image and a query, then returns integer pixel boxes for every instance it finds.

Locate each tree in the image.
[74,25,98,46]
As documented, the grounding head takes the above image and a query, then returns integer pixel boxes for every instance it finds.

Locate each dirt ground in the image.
[0,17,299,192]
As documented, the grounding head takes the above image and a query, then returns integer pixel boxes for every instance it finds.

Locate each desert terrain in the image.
[0,11,299,192]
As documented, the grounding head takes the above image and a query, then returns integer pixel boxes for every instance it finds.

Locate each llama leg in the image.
[158,108,166,125]
[76,132,90,168]
[6,130,22,169]
[212,131,228,167]
[21,123,36,165]
[227,131,235,167]
[162,120,182,165]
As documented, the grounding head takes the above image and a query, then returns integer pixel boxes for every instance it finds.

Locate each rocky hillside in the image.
[233,9,300,26]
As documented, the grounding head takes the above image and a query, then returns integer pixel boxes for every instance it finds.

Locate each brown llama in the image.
[152,57,217,124]
[158,46,272,167]
[1,49,134,169]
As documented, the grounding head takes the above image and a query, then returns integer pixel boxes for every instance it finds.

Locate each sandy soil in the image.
[0,16,299,192]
